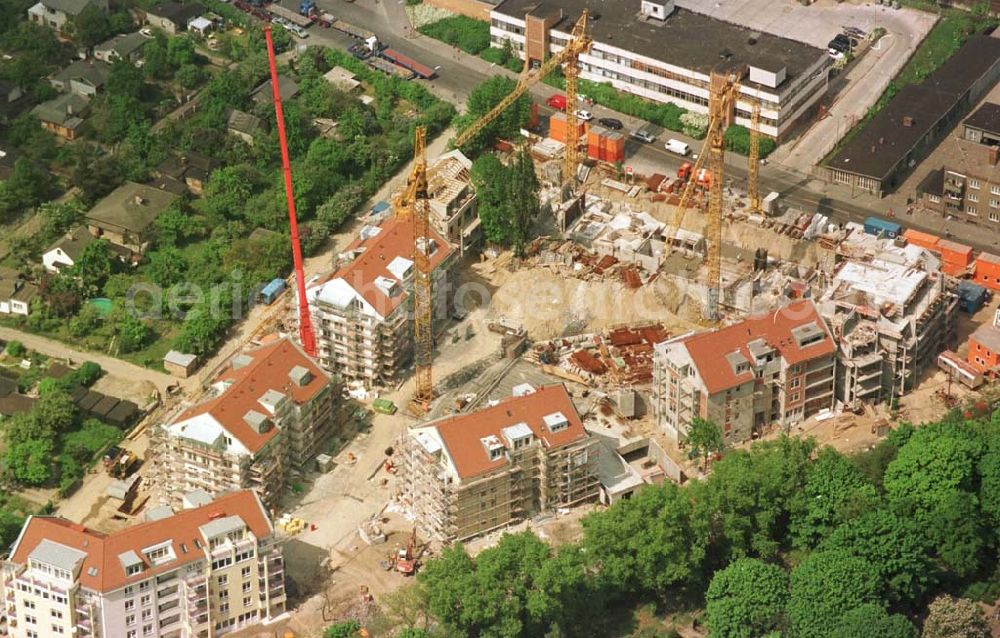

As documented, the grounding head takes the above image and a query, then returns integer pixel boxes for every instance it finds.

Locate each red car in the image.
[546,94,567,110]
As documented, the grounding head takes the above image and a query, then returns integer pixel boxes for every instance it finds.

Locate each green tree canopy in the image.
[883,423,983,514]
[829,603,917,638]
[687,417,724,469]
[787,550,881,638]
[705,558,787,638]
[455,76,531,154]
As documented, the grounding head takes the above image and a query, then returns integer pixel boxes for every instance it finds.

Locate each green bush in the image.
[418,16,490,54]
[5,340,25,357]
[724,125,776,158]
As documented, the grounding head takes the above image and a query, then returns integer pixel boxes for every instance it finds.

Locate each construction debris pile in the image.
[526,323,670,388]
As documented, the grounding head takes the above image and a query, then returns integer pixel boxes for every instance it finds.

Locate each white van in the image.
[664,139,690,156]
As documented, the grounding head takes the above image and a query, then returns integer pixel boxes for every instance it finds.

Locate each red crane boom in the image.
[264,26,316,357]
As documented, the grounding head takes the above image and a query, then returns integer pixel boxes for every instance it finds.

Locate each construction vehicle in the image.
[452,12,592,183]
[395,528,419,575]
[665,71,741,322]
[299,0,316,16]
[108,451,138,479]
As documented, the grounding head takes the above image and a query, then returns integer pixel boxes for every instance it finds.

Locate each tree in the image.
[72,5,110,48]
[787,550,881,638]
[705,558,787,638]
[176,63,206,90]
[323,621,361,638]
[790,446,879,549]
[919,489,986,578]
[456,76,531,153]
[687,417,724,470]
[116,314,150,354]
[166,36,197,69]
[921,595,989,638]
[470,152,539,251]
[143,246,190,289]
[107,58,145,101]
[0,158,51,219]
[582,481,707,596]
[68,303,103,337]
[883,423,982,514]
[34,387,76,435]
[5,438,54,485]
[5,341,25,357]
[820,509,935,605]
[471,154,509,245]
[69,239,117,294]
[506,150,539,254]
[829,604,917,638]
[154,207,200,247]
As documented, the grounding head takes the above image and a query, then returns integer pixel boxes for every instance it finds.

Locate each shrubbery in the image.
[417,16,490,54]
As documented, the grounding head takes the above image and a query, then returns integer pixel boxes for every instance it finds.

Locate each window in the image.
[125,564,143,577]
[220,602,230,615]
[968,206,978,215]
[970,179,981,189]
[791,392,800,402]
[51,624,64,634]
[790,377,800,388]
[991,199,1000,208]
[241,566,252,579]
[219,588,230,599]
[242,581,252,593]
[50,609,62,619]
[25,615,37,625]
[991,212,999,222]
[243,595,252,607]
[125,586,134,596]
[969,192,979,202]
[140,594,151,607]
[992,184,1000,195]
[143,623,153,636]
[126,614,136,626]
[26,631,38,638]
[126,631,136,638]
[125,600,135,611]
[141,609,152,621]
[138,581,149,592]
[24,600,35,610]
[217,575,229,586]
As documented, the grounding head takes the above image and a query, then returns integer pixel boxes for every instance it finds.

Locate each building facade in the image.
[398,384,599,542]
[489,0,831,139]
[426,150,481,255]
[152,338,338,510]
[28,0,108,35]
[652,300,836,445]
[306,214,457,389]
[967,323,1000,375]
[0,490,285,638]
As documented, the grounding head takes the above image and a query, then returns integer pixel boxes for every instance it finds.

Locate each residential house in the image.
[49,59,113,97]
[323,66,361,92]
[426,149,481,255]
[155,152,220,196]
[43,226,94,272]
[226,109,264,146]
[399,384,599,542]
[652,300,836,445]
[27,0,108,35]
[85,181,180,254]
[151,338,340,509]
[305,214,457,388]
[31,93,90,140]
[144,1,206,35]
[94,31,150,64]
[0,81,24,105]
[0,490,287,638]
[0,268,36,316]
[251,76,299,106]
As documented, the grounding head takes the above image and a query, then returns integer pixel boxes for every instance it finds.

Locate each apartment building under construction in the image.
[151,338,338,510]
[398,384,599,542]
[817,231,957,405]
[0,490,285,638]
[426,150,481,256]
[652,300,837,444]
[305,214,457,389]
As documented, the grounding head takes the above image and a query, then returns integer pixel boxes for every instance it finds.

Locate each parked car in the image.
[599,117,623,130]
[828,34,852,53]
[575,109,593,121]
[630,129,656,143]
[843,26,866,38]
[546,94,567,110]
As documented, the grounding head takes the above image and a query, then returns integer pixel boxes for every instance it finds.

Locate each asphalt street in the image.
[276,0,998,253]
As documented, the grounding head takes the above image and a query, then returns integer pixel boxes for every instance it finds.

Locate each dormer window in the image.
[502,423,533,450]
[543,412,569,433]
[480,435,505,461]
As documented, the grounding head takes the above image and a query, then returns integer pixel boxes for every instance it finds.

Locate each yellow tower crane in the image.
[452,11,592,182]
[393,126,434,411]
[664,72,740,323]
[748,100,762,214]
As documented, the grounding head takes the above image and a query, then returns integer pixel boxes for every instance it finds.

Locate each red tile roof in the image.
[9,491,272,593]
[175,338,329,454]
[313,214,453,318]
[681,300,835,394]
[428,384,589,480]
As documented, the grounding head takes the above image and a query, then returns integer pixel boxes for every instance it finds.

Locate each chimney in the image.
[989,146,999,167]
[133,194,145,206]
[902,116,914,127]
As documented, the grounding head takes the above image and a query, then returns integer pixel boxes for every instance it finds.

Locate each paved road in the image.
[0,326,174,392]
[287,0,995,252]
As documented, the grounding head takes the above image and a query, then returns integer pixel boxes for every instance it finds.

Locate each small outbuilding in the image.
[164,350,198,378]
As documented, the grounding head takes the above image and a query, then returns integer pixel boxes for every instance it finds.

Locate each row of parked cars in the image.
[827,26,866,59]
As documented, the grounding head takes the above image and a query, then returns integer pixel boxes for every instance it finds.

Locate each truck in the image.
[863,216,902,239]
[664,138,690,156]
[379,48,436,79]
[332,19,375,41]
[373,398,397,415]
[367,56,414,80]
[258,278,286,305]
[108,451,138,479]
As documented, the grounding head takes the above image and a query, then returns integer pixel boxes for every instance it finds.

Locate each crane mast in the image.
[394,127,434,411]
[451,11,591,182]
[264,25,316,356]
[748,100,762,214]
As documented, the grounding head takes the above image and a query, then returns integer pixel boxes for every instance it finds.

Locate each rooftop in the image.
[972,323,1000,353]
[51,59,112,89]
[46,226,94,263]
[413,384,589,480]
[31,93,89,127]
[826,35,1000,180]
[147,1,206,24]
[156,151,220,183]
[672,300,835,394]
[168,338,329,455]
[85,181,179,234]
[95,32,150,58]
[492,0,825,88]
[227,108,263,136]
[252,75,299,105]
[8,490,271,593]
[37,0,100,16]
[964,101,1000,137]
[307,214,453,321]
[832,259,929,309]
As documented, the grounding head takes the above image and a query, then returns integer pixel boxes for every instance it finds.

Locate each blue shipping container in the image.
[863,216,902,239]
[956,280,988,314]
[259,278,286,305]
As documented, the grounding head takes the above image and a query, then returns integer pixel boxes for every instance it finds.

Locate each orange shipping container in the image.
[902,228,940,251]
[938,239,974,276]
[603,132,625,163]
[550,112,567,143]
[974,252,1000,291]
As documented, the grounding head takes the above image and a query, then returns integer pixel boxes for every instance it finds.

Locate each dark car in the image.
[599,117,623,130]
[828,34,852,52]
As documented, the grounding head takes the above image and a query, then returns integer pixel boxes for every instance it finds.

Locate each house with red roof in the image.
[305,213,457,389]
[399,384,599,542]
[0,490,286,638]
[652,300,836,445]
[152,338,338,509]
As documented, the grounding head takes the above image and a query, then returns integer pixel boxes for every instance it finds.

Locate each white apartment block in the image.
[305,214,457,389]
[152,338,338,510]
[0,490,286,638]
[489,0,832,139]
